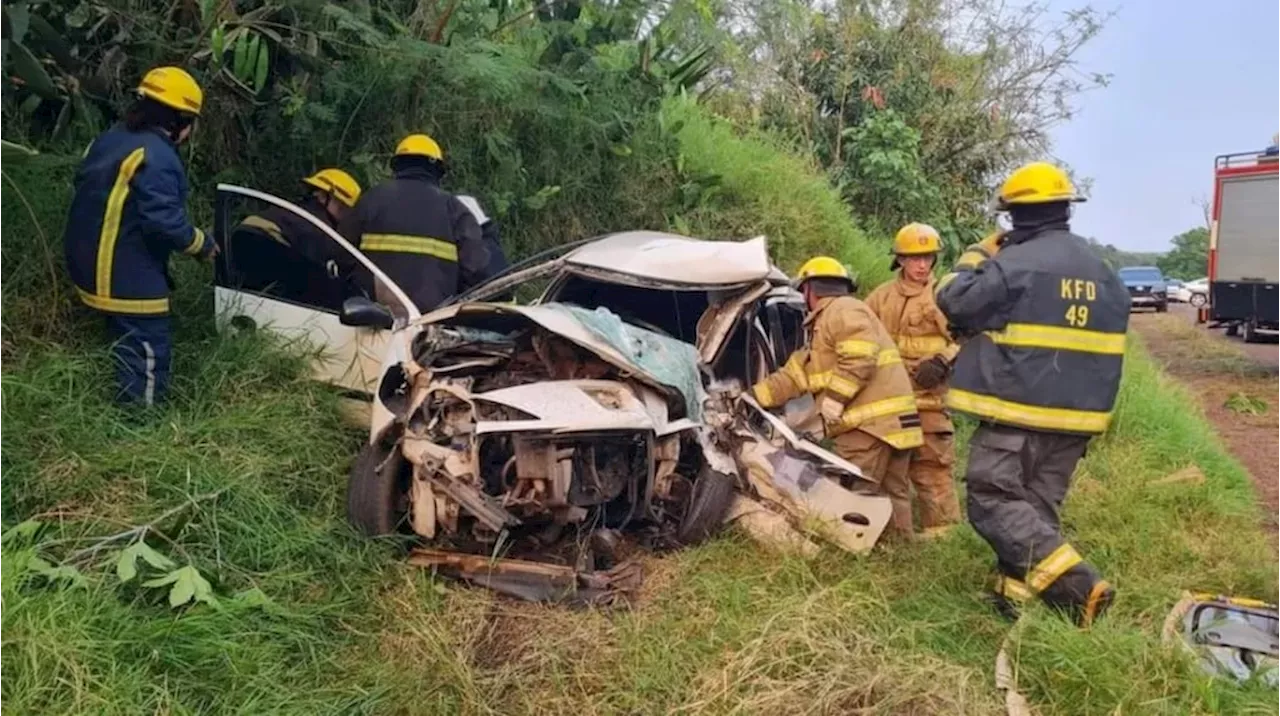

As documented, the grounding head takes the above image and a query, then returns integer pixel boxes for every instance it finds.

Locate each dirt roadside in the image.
[1130,307,1278,527]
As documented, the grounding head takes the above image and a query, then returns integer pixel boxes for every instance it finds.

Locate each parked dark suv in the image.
[1118,266,1168,313]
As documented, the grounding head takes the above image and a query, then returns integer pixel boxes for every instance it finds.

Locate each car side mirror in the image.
[340,296,394,330]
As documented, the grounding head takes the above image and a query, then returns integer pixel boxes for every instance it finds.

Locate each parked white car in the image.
[1176,277,1209,307]
[213,184,894,603]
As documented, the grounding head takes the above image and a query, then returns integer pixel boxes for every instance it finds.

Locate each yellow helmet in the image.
[302,168,362,208]
[892,223,942,256]
[136,66,203,115]
[395,134,444,161]
[795,256,854,289]
[995,162,1085,209]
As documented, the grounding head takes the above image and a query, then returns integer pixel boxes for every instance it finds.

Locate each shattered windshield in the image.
[540,304,706,420]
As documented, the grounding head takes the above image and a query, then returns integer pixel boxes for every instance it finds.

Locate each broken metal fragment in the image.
[408,548,643,606]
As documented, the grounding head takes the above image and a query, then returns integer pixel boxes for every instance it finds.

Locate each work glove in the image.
[819,395,845,426]
[913,355,952,389]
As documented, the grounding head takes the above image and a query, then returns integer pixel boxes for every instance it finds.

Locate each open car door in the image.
[213,184,420,398]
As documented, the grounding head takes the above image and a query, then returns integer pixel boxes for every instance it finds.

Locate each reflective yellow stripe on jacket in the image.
[893,334,949,358]
[836,339,879,357]
[76,287,170,315]
[95,147,147,299]
[361,233,458,261]
[947,389,1112,433]
[986,323,1126,355]
[876,348,902,367]
[240,215,287,246]
[182,227,206,256]
[839,394,917,429]
[881,427,924,449]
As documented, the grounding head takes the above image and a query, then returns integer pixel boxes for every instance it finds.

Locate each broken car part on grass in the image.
[345,233,894,603]
[1163,592,1279,687]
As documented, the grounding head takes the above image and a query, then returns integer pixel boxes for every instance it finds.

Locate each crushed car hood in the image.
[415,302,705,420]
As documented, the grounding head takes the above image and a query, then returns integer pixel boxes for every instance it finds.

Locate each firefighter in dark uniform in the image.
[341,134,492,314]
[230,168,363,310]
[935,162,1130,627]
[456,194,512,299]
[64,67,216,407]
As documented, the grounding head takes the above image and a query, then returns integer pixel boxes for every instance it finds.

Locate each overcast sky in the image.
[1047,0,1278,252]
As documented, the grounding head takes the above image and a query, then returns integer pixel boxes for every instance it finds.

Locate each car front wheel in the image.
[346,440,409,536]
[675,466,736,546]
[1190,293,1207,308]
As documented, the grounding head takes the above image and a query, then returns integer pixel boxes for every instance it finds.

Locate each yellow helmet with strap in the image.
[795,256,854,290]
[892,223,942,255]
[302,168,362,208]
[995,162,1085,209]
[136,67,203,115]
[395,134,444,161]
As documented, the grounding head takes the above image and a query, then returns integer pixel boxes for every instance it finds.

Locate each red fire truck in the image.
[1202,146,1279,342]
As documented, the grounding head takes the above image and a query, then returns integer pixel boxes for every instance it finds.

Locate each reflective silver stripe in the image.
[142,340,156,406]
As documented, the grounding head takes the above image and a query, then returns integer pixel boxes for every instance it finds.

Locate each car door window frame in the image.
[215,184,420,321]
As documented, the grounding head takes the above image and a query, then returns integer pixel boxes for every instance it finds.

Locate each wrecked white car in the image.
[213,186,892,603]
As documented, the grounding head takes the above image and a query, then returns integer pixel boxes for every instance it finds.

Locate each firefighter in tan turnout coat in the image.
[751,257,924,534]
[865,223,963,537]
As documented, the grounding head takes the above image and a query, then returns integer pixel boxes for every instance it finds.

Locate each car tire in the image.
[1243,320,1259,344]
[1225,323,1240,337]
[675,466,735,546]
[1190,293,1207,308]
[346,440,408,536]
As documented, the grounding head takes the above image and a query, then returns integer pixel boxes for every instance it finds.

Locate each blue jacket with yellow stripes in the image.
[64,125,211,315]
[935,223,1130,435]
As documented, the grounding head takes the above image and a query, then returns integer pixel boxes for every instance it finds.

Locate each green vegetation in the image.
[1158,226,1210,280]
[4,0,1277,713]
[4,278,1276,713]
[1084,236,1164,271]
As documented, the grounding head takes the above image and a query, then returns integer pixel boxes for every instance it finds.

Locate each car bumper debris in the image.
[353,302,894,604]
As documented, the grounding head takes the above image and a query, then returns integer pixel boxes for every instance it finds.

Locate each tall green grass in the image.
[661,97,894,290]
[3,109,1276,715]
[4,329,1274,714]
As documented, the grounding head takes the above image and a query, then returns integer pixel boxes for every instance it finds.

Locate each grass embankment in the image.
[4,327,1276,714]
[3,113,1276,714]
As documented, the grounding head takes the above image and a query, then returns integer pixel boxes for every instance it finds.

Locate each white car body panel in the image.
[473,380,678,435]
[560,232,772,286]
[213,286,391,394]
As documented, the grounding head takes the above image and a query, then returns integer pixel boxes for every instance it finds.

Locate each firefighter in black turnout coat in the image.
[935,162,1130,627]
[341,134,494,314]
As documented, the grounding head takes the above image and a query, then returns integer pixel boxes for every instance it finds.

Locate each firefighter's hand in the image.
[201,237,221,261]
[914,355,951,389]
[819,396,845,425]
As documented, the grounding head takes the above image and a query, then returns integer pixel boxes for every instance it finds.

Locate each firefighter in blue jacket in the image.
[64,67,216,407]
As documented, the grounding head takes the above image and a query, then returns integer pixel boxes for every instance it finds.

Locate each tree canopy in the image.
[1157,227,1209,280]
